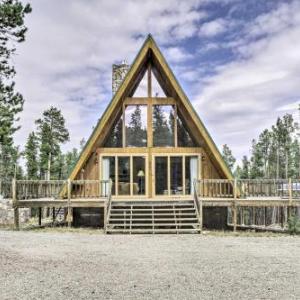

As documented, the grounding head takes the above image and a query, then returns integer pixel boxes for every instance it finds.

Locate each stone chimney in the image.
[112,60,130,95]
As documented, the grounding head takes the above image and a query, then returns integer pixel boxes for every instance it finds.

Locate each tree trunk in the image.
[47,152,51,180]
[276,148,279,179]
[285,149,288,179]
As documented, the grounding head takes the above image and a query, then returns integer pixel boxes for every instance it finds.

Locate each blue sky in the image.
[14,0,300,162]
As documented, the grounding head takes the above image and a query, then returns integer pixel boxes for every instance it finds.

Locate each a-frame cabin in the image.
[69,35,232,232]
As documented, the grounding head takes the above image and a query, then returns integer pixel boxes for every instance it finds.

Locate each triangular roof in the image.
[69,34,233,180]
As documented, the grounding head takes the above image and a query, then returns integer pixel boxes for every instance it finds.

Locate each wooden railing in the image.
[13,179,111,200]
[196,179,234,198]
[195,178,300,199]
[15,180,66,200]
[71,180,110,198]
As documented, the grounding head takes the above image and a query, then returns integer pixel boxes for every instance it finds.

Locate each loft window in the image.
[103,115,123,147]
[125,105,147,147]
[152,105,175,147]
[177,111,197,147]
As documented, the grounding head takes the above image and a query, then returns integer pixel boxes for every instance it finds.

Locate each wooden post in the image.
[12,179,19,230]
[233,178,237,232]
[67,179,72,227]
[199,192,203,232]
[38,208,42,226]
[288,178,292,219]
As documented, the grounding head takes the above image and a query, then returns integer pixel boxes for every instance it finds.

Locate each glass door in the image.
[101,155,147,197]
[154,155,199,197]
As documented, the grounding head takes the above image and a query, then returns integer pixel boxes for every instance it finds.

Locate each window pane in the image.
[101,157,116,196]
[177,112,197,147]
[103,115,123,147]
[153,105,174,147]
[118,157,130,195]
[185,156,198,194]
[170,157,183,195]
[155,157,168,195]
[125,105,147,147]
[133,157,146,195]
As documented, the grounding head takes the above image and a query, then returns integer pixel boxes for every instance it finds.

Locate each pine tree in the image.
[153,105,172,146]
[240,156,250,179]
[221,144,236,171]
[35,107,70,179]
[63,148,79,178]
[0,0,31,179]
[249,139,264,178]
[24,132,38,179]
[127,105,146,146]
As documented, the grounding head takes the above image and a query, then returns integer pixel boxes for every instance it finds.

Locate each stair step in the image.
[110,208,195,212]
[111,203,193,207]
[108,223,199,227]
[106,228,201,234]
[110,212,197,216]
[109,218,198,221]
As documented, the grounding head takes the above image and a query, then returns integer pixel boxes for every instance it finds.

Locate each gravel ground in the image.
[0,230,299,300]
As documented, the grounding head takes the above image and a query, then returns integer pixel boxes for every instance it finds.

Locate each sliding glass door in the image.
[154,155,198,197]
[101,155,146,197]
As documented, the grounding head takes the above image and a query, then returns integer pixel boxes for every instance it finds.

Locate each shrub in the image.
[287,215,300,235]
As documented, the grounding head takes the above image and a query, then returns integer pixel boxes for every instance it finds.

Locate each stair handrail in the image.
[193,179,202,231]
[105,179,113,232]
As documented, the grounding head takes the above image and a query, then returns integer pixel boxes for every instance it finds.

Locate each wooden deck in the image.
[8,178,300,232]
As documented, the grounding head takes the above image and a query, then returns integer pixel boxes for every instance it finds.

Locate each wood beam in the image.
[124,97,175,106]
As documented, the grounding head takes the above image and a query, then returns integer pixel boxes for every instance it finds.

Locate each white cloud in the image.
[13,0,205,151]
[193,0,300,161]
[199,18,228,37]
[163,47,193,63]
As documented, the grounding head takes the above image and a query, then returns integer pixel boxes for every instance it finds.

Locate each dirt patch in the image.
[0,230,299,299]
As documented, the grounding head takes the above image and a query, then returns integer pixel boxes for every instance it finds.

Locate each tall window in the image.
[103,116,123,147]
[118,157,130,195]
[177,111,197,147]
[125,105,147,147]
[133,157,146,195]
[101,157,116,195]
[153,105,175,147]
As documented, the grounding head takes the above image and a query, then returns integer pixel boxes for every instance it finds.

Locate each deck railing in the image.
[12,179,111,200]
[71,180,110,198]
[15,180,66,200]
[195,178,300,199]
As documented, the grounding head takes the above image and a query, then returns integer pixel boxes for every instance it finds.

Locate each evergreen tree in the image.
[153,105,172,146]
[127,105,146,146]
[35,107,70,179]
[63,148,79,178]
[221,144,236,171]
[249,139,264,178]
[240,156,250,179]
[24,131,38,179]
[0,0,31,179]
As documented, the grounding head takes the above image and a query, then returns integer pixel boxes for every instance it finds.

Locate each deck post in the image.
[233,178,237,232]
[288,178,293,219]
[12,178,19,230]
[38,208,42,226]
[67,179,72,227]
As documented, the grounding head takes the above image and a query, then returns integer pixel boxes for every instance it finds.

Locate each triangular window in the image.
[132,71,148,97]
[177,111,198,147]
[151,71,166,97]
[103,114,123,147]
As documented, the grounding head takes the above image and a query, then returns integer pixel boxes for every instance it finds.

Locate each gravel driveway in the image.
[0,230,299,300]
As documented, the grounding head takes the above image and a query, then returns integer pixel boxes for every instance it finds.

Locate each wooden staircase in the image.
[105,200,201,234]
